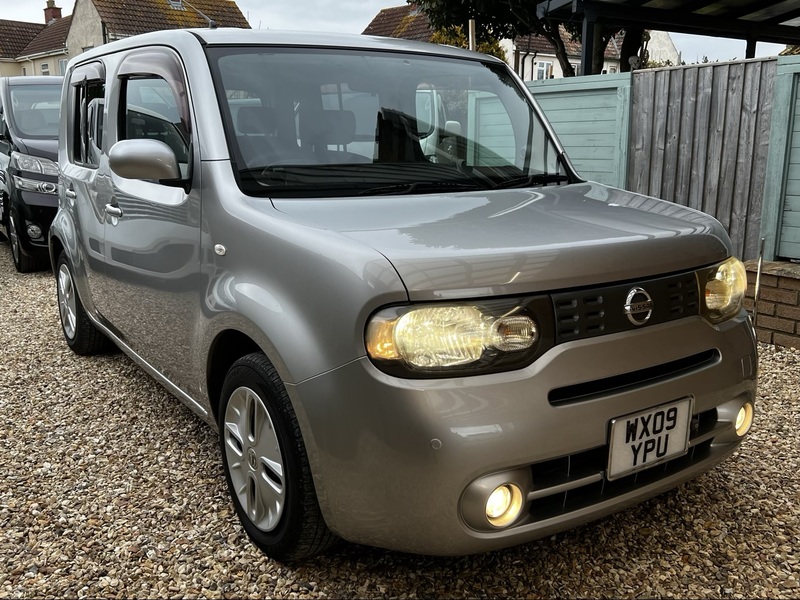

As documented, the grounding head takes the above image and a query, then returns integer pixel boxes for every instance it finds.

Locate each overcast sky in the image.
[1,0,787,63]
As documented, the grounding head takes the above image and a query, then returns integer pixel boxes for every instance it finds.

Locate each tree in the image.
[412,0,643,76]
[430,25,507,61]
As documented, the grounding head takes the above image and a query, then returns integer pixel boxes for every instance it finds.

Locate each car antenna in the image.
[182,0,218,29]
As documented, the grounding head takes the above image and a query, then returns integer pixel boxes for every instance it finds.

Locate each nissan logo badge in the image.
[624,287,654,326]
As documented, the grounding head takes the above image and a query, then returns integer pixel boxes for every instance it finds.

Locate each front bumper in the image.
[291,312,757,555]
[7,188,57,257]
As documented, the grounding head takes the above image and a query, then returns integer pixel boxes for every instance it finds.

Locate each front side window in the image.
[208,47,568,198]
[114,49,192,181]
[119,76,191,178]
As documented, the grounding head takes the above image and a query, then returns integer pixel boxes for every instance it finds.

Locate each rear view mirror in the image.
[108,139,181,182]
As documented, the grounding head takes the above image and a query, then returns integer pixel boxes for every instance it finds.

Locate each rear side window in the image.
[70,62,106,167]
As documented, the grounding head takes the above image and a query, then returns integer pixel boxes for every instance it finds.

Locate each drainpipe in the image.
[468,19,476,51]
[520,36,534,81]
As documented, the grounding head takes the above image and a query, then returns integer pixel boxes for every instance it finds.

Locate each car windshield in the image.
[8,84,61,138]
[207,46,569,198]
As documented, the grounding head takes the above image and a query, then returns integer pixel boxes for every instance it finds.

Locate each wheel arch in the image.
[49,232,64,275]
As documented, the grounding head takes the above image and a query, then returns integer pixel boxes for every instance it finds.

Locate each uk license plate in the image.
[607,397,692,480]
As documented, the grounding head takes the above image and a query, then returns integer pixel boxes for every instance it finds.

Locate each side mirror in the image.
[444,121,462,136]
[0,118,9,141]
[108,139,181,181]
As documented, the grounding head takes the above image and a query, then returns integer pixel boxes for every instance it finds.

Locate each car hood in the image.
[271,182,732,301]
[13,137,58,161]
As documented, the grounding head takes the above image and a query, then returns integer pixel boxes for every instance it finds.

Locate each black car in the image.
[0,76,62,272]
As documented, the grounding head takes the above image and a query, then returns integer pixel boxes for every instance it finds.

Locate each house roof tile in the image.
[18,15,72,58]
[92,0,250,37]
[0,20,46,60]
[362,5,434,42]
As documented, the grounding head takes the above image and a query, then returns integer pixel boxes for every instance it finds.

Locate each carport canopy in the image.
[537,0,800,74]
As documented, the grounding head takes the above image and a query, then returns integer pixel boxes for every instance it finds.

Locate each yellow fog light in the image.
[735,402,754,437]
[485,484,523,527]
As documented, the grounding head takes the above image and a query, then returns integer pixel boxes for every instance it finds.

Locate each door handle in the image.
[105,204,123,218]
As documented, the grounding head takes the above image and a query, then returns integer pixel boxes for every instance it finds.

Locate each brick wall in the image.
[744,260,800,349]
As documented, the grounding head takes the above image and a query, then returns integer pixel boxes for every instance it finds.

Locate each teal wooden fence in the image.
[763,55,800,261]
[528,73,631,189]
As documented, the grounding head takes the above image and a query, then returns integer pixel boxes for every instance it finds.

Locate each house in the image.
[362,3,679,80]
[0,1,64,77]
[67,0,250,57]
[501,29,623,80]
[0,0,250,77]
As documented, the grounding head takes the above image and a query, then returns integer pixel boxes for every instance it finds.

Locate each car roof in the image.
[74,28,502,64]
[3,76,63,86]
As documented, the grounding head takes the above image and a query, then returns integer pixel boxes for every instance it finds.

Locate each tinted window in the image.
[71,78,105,167]
[121,77,191,176]
[208,47,567,198]
[9,84,61,138]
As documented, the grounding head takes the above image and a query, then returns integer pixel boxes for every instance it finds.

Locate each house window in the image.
[535,61,553,80]
[22,67,27,76]
[570,63,581,76]
[40,63,50,76]
[167,0,185,9]
[59,59,68,75]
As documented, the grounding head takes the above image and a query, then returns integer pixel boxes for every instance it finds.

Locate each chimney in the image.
[44,0,62,23]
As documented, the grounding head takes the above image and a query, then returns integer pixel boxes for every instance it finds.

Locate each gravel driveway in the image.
[1,244,799,599]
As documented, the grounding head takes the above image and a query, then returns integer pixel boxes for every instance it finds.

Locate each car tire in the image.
[219,352,337,562]
[56,252,110,355]
[9,209,47,272]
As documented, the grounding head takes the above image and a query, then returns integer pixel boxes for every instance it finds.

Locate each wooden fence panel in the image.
[528,73,632,188]
[628,58,776,260]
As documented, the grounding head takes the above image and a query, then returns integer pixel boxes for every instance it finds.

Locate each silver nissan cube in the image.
[50,29,758,561]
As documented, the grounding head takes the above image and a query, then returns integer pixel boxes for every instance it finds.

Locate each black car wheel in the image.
[219,352,337,562]
[56,252,109,355]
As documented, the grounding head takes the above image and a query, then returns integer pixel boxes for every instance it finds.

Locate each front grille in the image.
[524,408,718,523]
[548,349,720,405]
[552,272,699,344]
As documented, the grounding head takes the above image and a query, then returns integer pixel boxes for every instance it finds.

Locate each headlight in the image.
[366,297,552,377]
[697,256,747,323]
[10,151,59,176]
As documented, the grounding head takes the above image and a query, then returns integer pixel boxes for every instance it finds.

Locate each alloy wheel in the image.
[57,264,78,340]
[223,386,286,532]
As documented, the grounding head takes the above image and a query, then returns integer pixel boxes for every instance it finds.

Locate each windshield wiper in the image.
[357,181,483,196]
[492,173,571,190]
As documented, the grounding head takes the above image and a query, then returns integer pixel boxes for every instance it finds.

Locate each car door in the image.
[100,48,201,388]
[61,62,109,309]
